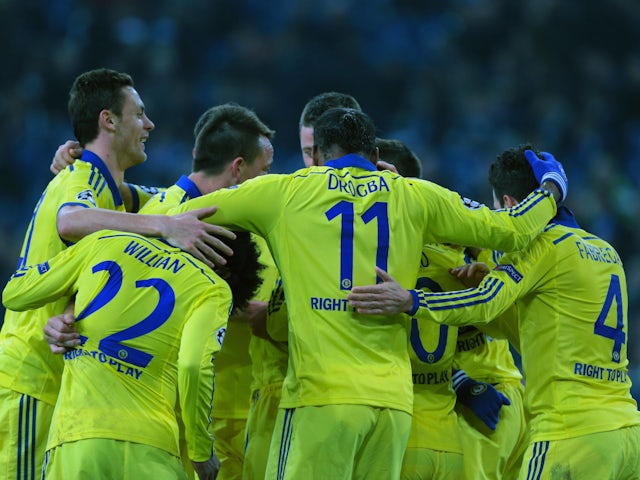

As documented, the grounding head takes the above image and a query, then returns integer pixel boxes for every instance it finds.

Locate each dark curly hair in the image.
[313,107,377,157]
[216,231,264,313]
[489,143,541,203]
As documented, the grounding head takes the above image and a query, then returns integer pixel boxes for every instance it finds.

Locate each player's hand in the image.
[524,149,568,202]
[44,313,81,354]
[449,262,490,288]
[191,453,220,480]
[348,267,414,315]
[50,140,83,175]
[453,370,511,431]
[231,300,270,339]
[163,206,236,269]
[376,160,398,174]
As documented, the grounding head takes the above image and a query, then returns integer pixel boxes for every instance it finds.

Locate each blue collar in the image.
[80,150,123,207]
[552,206,580,228]
[175,175,203,199]
[324,154,377,171]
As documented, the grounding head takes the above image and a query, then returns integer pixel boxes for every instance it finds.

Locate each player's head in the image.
[68,68,143,146]
[489,143,541,208]
[299,92,361,166]
[376,138,423,178]
[193,103,275,183]
[313,108,377,166]
[215,231,264,314]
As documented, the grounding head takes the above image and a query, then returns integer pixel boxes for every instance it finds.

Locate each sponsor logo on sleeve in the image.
[494,264,523,283]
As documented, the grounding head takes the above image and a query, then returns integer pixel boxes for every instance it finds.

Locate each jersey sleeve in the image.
[2,237,88,311]
[266,277,288,343]
[166,174,288,238]
[411,243,547,328]
[413,180,557,253]
[178,293,230,462]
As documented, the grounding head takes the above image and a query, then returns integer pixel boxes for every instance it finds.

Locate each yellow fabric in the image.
[168,158,556,415]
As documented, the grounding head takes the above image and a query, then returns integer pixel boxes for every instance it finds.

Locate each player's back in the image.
[47,231,231,456]
[519,223,640,440]
[271,161,428,414]
[408,244,462,452]
[0,158,126,405]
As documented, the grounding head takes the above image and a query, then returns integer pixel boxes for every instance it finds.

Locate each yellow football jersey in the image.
[168,154,556,414]
[413,221,640,440]
[3,230,231,460]
[0,151,127,406]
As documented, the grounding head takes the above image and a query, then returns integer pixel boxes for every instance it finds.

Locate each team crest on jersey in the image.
[76,189,97,207]
[494,264,523,283]
[216,327,226,347]
[37,261,50,274]
[459,195,484,210]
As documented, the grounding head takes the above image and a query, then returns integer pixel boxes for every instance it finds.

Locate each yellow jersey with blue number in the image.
[0,151,127,406]
[167,154,556,414]
[2,230,230,460]
[408,244,461,452]
[412,210,640,439]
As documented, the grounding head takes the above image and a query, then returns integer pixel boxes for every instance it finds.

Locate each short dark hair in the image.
[313,108,377,157]
[376,138,423,178]
[68,68,134,146]
[219,231,264,314]
[299,92,361,130]
[193,103,275,175]
[489,143,541,203]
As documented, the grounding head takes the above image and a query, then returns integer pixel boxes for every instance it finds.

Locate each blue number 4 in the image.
[593,274,625,363]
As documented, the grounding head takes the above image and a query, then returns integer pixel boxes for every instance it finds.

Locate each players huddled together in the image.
[2,68,639,480]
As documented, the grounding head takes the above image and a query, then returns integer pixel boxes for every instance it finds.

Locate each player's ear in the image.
[99,109,117,132]
[231,157,244,183]
[503,195,519,208]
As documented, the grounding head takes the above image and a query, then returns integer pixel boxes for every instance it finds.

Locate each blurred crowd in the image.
[1,0,639,394]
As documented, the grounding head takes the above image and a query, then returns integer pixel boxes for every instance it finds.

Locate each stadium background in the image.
[1,0,639,399]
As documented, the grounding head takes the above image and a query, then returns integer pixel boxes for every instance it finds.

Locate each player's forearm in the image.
[409,276,514,327]
[541,180,562,204]
[57,207,168,242]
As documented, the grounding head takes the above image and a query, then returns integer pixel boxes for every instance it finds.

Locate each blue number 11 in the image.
[325,200,389,290]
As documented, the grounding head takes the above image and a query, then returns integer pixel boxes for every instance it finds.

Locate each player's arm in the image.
[167,173,287,237]
[417,179,557,253]
[348,248,539,328]
[2,240,84,311]
[178,295,229,465]
[57,204,235,269]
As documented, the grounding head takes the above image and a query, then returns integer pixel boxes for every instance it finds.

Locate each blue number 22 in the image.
[75,260,175,368]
